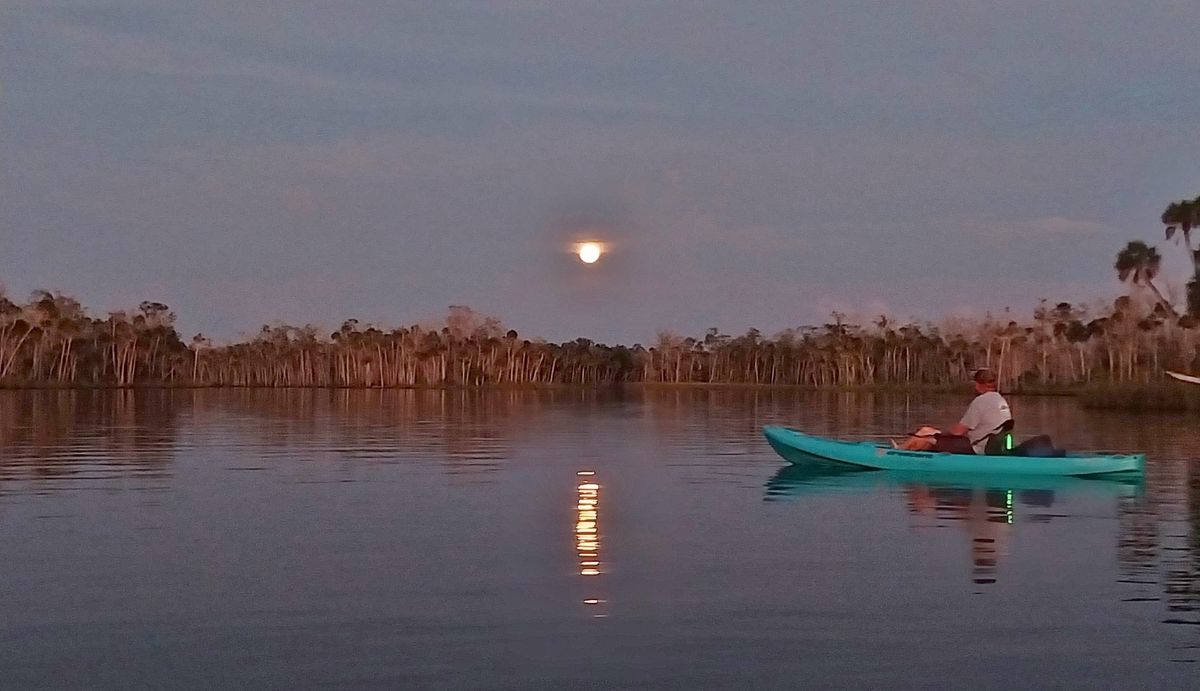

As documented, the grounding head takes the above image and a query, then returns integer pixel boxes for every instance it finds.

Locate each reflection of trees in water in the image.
[1117,495,1158,581]
[0,388,621,486]
[1164,459,1200,621]
[0,389,549,485]
[187,388,592,479]
[1192,460,1200,600]
[641,388,904,458]
[1116,455,1199,627]
[0,390,179,484]
[1152,458,1197,623]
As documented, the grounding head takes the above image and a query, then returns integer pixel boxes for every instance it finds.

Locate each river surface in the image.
[0,389,1196,689]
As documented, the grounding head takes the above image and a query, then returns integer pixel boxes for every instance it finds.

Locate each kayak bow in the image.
[1166,370,1200,385]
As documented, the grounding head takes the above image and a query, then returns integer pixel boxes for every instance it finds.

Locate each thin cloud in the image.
[45,21,385,92]
[1028,216,1109,236]
[1013,216,1110,235]
[42,18,682,120]
[965,216,1112,240]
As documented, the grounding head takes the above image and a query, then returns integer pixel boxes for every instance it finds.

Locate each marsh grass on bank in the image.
[1078,382,1200,412]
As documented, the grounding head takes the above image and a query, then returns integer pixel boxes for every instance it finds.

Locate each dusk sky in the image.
[3,1,1199,343]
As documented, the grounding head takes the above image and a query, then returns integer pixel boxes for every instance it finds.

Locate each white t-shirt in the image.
[960,391,1013,454]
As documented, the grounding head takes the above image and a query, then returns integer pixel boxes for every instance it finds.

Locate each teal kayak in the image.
[763,426,1144,477]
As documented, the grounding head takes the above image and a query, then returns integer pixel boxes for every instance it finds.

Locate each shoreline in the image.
[2,380,1193,408]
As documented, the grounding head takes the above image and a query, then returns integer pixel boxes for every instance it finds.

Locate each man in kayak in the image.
[899,368,1012,454]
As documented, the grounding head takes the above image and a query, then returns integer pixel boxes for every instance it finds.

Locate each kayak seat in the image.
[983,419,1016,456]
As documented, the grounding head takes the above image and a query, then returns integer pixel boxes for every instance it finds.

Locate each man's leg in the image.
[899,426,940,450]
[899,436,937,450]
[932,434,975,454]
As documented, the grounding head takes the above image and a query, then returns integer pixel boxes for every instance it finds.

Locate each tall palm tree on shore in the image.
[1115,241,1176,318]
[1163,197,1199,241]
[1163,195,1200,315]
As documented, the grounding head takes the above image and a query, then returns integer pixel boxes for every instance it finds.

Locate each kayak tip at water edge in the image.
[763,426,1144,477]
[1166,370,1200,385]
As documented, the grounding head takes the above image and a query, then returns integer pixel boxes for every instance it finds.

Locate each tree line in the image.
[2,194,1198,389]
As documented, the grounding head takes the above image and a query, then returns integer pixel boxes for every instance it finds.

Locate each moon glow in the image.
[578,243,603,264]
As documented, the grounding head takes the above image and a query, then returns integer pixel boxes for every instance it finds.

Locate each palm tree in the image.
[1115,241,1176,318]
[191,333,211,383]
[1163,196,1200,247]
[1163,195,1200,315]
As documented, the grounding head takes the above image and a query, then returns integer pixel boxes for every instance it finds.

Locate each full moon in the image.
[578,242,602,264]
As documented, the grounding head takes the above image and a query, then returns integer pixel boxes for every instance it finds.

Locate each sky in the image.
[2,1,1199,344]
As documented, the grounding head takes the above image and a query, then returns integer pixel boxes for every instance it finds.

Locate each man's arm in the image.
[950,399,981,437]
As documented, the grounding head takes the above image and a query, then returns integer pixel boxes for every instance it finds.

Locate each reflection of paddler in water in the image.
[767,466,1135,586]
[905,485,1023,585]
[766,466,1029,585]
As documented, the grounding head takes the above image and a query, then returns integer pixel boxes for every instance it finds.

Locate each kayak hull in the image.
[763,426,1144,477]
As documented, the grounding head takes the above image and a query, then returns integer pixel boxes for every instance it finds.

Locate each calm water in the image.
[0,389,1196,689]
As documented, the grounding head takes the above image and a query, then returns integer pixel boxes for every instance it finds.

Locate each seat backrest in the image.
[983,419,1015,456]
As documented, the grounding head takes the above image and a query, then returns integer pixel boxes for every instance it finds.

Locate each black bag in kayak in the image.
[1012,434,1065,458]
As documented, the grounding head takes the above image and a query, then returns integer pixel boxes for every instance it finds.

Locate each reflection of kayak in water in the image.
[763,467,1127,587]
[764,426,1144,477]
[764,463,1142,501]
[1166,370,1200,385]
